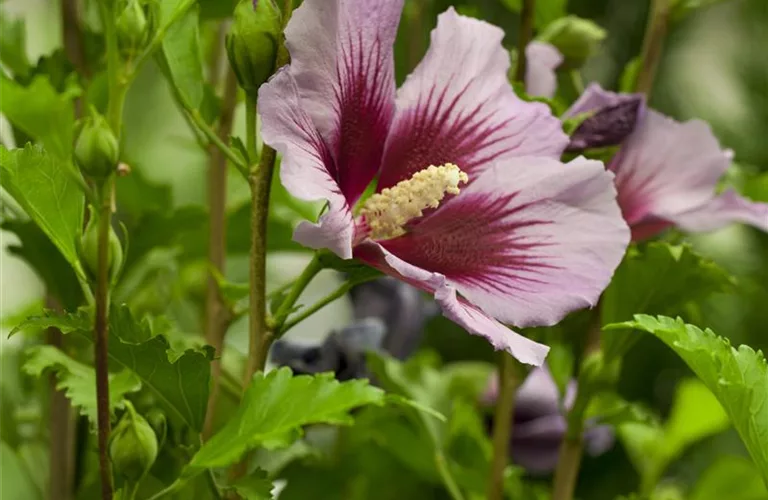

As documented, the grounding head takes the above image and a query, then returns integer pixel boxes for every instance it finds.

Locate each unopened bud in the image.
[566,97,643,152]
[116,0,150,57]
[109,401,158,482]
[74,109,119,180]
[226,0,282,97]
[538,16,606,69]
[79,211,124,283]
[144,408,167,448]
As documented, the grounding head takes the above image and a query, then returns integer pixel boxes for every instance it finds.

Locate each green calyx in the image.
[78,210,124,284]
[538,15,606,69]
[74,108,119,180]
[226,0,282,97]
[109,401,159,482]
[116,0,151,57]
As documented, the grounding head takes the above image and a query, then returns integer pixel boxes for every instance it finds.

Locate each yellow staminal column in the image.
[360,163,468,240]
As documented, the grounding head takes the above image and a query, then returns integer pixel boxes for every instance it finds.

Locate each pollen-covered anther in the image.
[360,163,469,240]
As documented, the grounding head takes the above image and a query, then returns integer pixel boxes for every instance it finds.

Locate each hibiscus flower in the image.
[258,0,629,365]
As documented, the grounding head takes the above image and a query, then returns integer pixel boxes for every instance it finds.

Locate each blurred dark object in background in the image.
[272,278,436,379]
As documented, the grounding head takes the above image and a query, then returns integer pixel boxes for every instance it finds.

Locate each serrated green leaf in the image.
[12,306,213,431]
[159,3,204,110]
[22,345,141,424]
[0,144,85,273]
[0,75,77,159]
[229,469,274,500]
[608,315,768,485]
[186,368,384,472]
[601,242,733,360]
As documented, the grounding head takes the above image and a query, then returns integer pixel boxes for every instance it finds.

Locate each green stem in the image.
[551,308,602,500]
[570,69,585,95]
[94,180,115,500]
[513,0,536,84]
[635,0,671,96]
[243,92,274,386]
[487,353,522,500]
[435,451,465,500]
[270,253,324,329]
[279,282,354,336]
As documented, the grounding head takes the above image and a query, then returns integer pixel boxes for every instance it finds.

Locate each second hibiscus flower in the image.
[258,0,630,365]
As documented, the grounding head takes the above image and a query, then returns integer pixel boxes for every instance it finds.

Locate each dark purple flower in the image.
[484,366,614,474]
[258,0,630,365]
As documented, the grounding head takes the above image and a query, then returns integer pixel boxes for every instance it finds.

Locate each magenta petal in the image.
[355,242,549,365]
[284,0,402,203]
[610,110,732,230]
[259,69,355,258]
[380,156,629,328]
[668,189,768,233]
[525,42,563,98]
[377,8,567,190]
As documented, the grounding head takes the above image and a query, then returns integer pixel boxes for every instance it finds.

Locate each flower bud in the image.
[566,96,643,153]
[116,0,150,57]
[538,16,606,69]
[226,0,282,97]
[109,401,158,482]
[79,212,124,283]
[74,109,119,180]
[144,408,167,449]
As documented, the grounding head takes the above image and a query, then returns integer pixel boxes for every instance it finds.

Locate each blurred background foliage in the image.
[1,0,767,499]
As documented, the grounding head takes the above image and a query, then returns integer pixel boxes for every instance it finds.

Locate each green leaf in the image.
[601,243,732,360]
[22,345,141,424]
[690,456,768,500]
[159,4,204,110]
[586,392,659,427]
[186,368,384,472]
[12,306,213,431]
[619,57,641,93]
[663,378,730,457]
[670,0,732,22]
[228,470,274,500]
[608,316,768,485]
[0,442,40,500]
[0,75,78,159]
[0,145,85,272]
[0,14,31,78]
[1,219,84,309]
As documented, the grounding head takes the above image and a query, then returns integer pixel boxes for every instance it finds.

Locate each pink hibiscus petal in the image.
[259,69,355,258]
[525,41,563,99]
[377,8,567,190]
[565,82,644,119]
[284,0,402,204]
[355,242,549,365]
[611,110,732,229]
[379,156,629,328]
[668,189,768,233]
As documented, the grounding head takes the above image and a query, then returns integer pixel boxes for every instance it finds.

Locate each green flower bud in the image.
[226,0,282,97]
[144,408,167,449]
[538,16,606,69]
[116,0,150,57]
[109,401,158,482]
[74,109,119,179]
[79,211,124,283]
